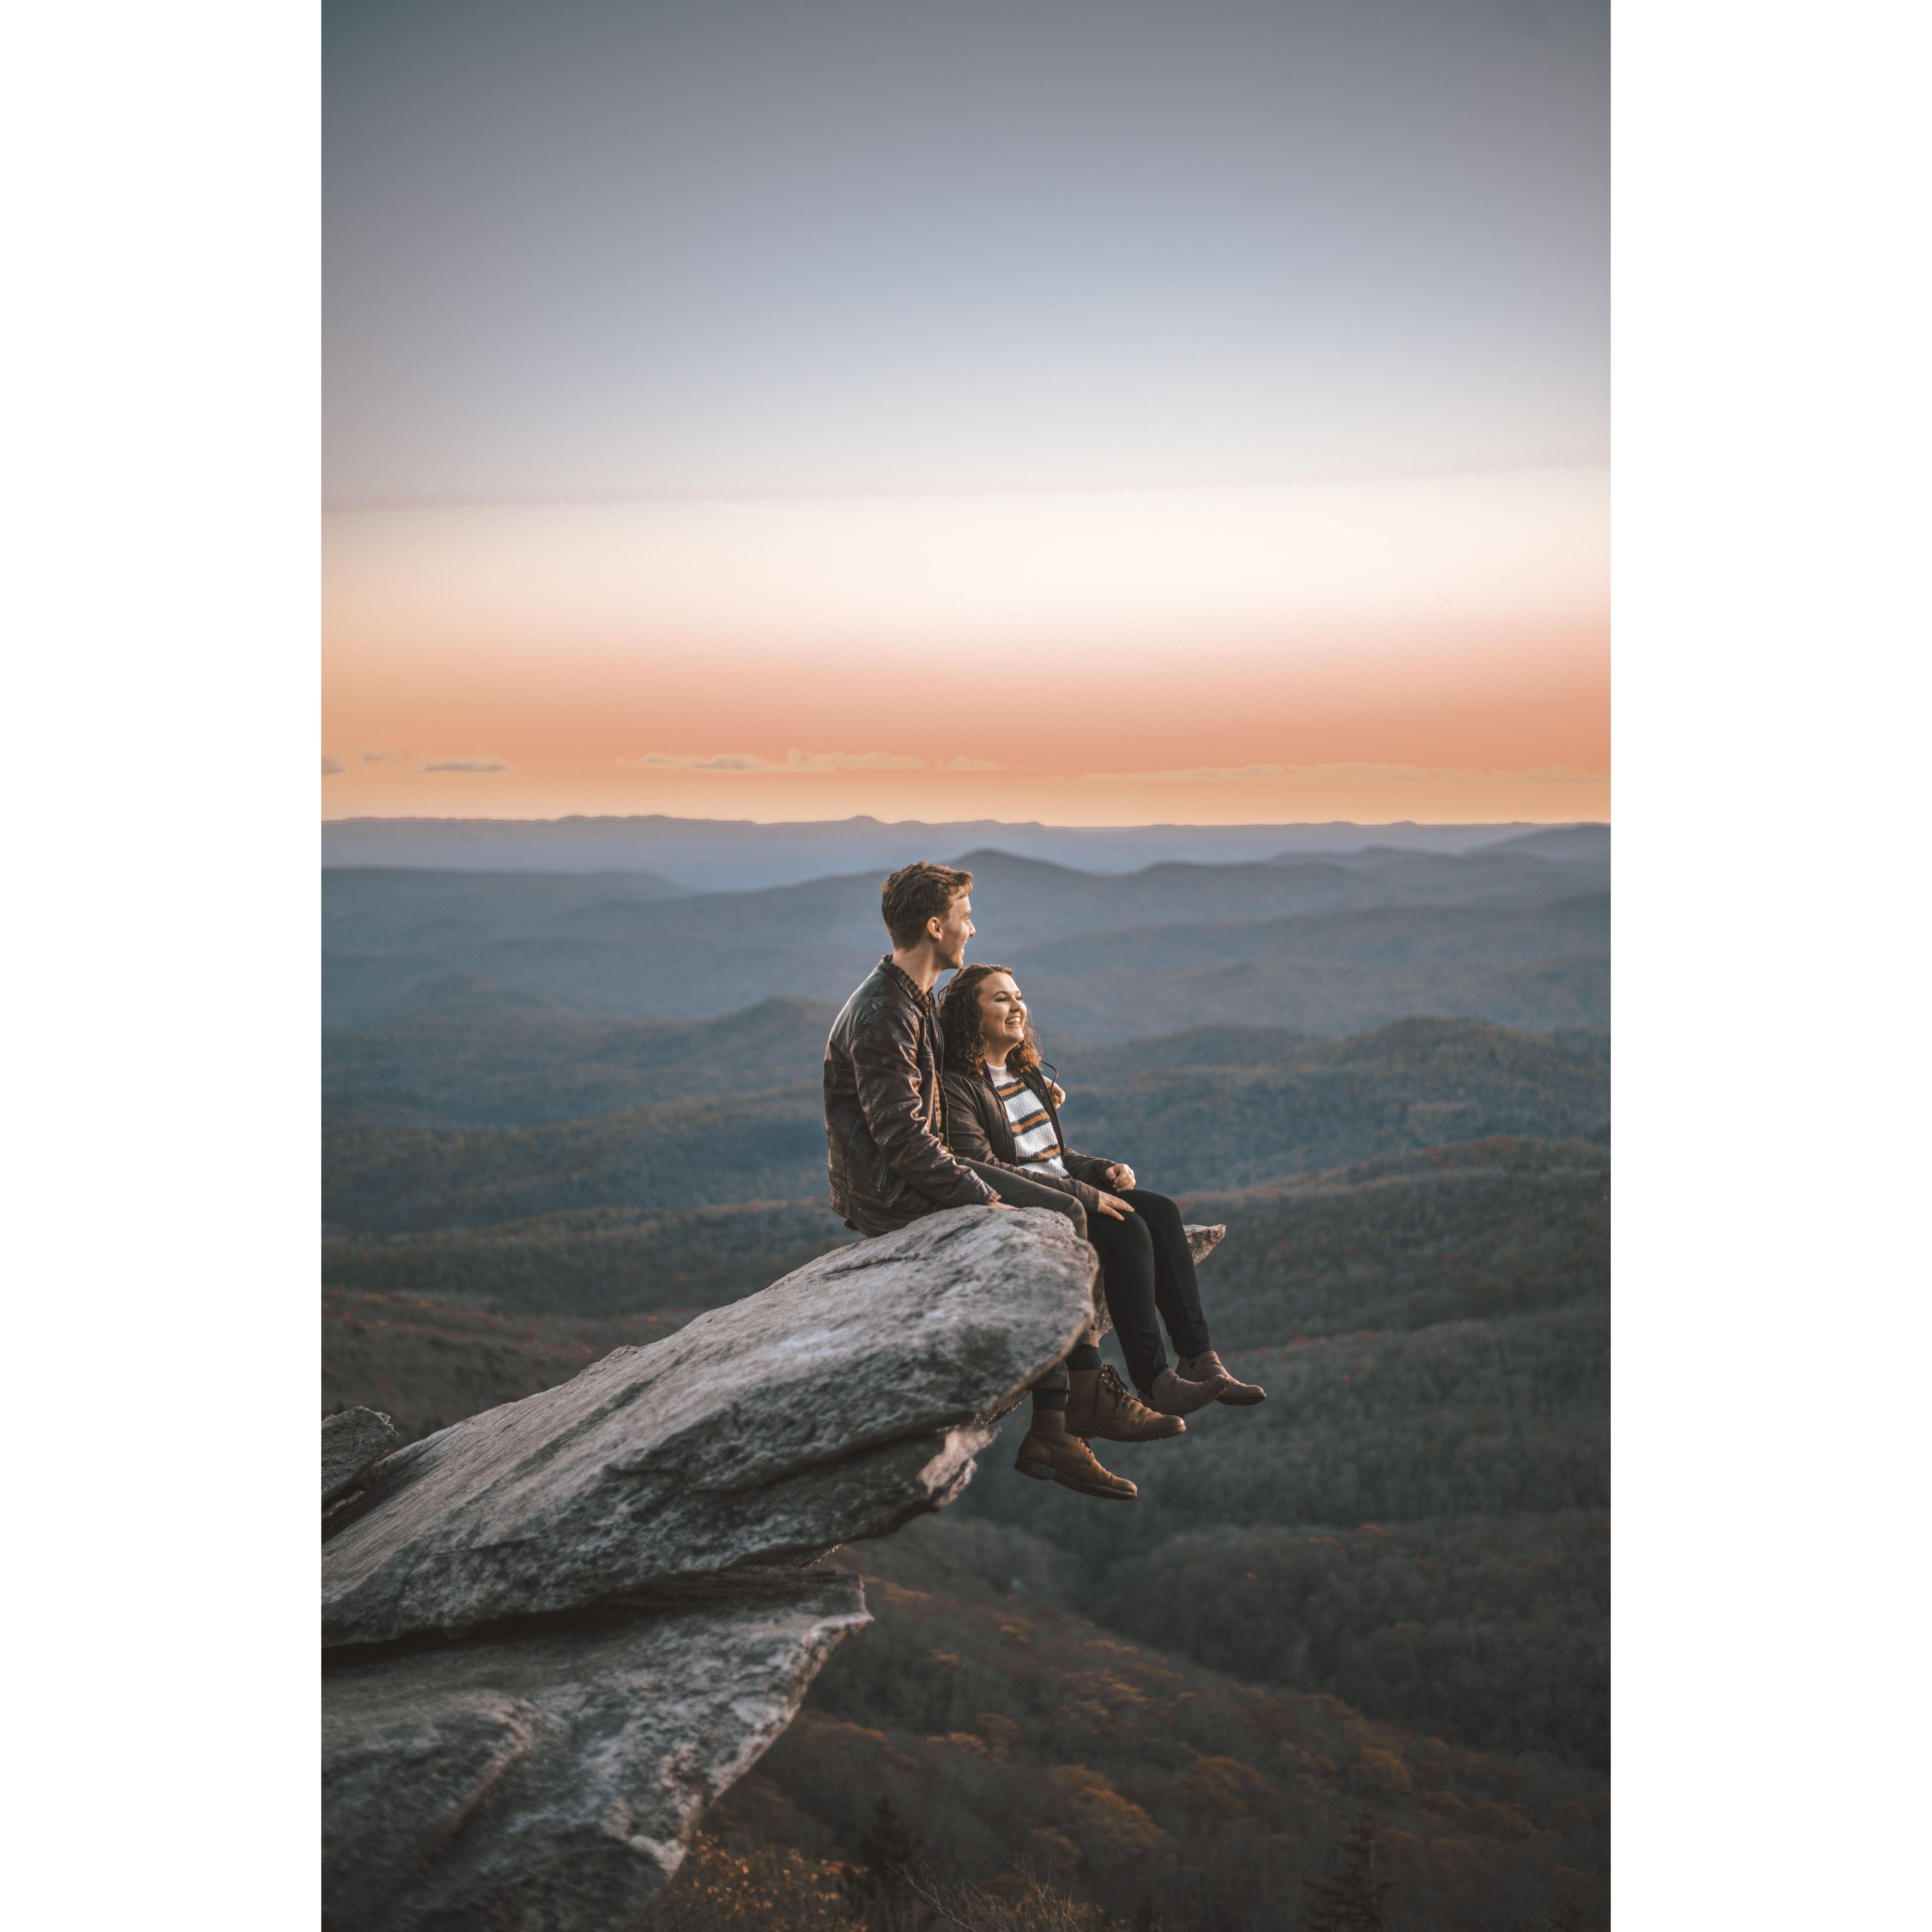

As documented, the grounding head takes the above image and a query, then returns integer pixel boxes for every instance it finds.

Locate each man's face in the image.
[928,891,974,971]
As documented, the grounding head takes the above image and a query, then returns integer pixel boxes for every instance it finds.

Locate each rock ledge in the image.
[322,1206,1100,1931]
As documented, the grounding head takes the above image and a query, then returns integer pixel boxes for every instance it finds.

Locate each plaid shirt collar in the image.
[879,956,937,1014]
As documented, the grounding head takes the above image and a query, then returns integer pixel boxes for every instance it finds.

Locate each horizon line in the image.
[322,812,1607,831]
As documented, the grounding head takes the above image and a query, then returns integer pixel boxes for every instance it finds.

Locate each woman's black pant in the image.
[1086,1189,1213,1394]
[956,1165,1212,1401]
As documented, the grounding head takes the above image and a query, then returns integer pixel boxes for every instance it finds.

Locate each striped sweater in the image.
[988,1067,1068,1179]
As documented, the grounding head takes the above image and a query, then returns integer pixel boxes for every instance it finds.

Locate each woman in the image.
[938,962,1266,1448]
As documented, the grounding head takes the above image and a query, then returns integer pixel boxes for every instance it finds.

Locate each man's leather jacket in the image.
[824,957,998,1236]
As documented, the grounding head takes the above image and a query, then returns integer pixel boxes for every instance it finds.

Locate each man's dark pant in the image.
[960,1160,1090,1403]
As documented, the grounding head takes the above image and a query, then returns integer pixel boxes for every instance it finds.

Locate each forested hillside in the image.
[324,1086,826,1232]
[322,1016,1605,1233]
[324,1199,854,1318]
[321,1289,702,1442]
[691,1547,1611,1932]
[324,989,840,1127]
[1183,1136,1608,1342]
[324,1126,1609,1773]
[1059,1021,1608,1192]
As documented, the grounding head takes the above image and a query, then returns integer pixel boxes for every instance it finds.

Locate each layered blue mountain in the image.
[321,813,1600,889]
[323,836,1609,1036]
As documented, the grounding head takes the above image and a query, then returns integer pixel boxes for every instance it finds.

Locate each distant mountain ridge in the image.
[323,841,1609,1033]
[322,813,1605,890]
[1009,889,1608,976]
[323,867,693,958]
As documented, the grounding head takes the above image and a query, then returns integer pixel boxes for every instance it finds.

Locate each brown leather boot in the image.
[1179,1349,1268,1406]
[1013,1411,1137,1500]
[1145,1363,1231,1415]
[1067,1364,1186,1441]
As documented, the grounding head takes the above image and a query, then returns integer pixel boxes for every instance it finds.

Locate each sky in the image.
[323,0,1608,827]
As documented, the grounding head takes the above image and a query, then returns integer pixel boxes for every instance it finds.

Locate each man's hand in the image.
[1048,1080,1067,1106]
[1093,1192,1135,1219]
[986,1198,1019,1209]
[1106,1163,1137,1192]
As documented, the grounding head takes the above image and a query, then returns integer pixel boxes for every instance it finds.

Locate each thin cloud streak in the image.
[618,749,986,775]
[1083,762,1608,787]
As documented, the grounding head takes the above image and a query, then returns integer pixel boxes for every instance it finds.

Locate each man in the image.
[824,861,1141,1502]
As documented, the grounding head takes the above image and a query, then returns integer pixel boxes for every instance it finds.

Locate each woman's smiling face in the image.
[975,971,1028,1056]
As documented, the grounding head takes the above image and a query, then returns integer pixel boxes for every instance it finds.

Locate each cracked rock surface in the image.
[324,1206,1097,1646]
[323,1572,866,1932]
[321,1206,1103,1931]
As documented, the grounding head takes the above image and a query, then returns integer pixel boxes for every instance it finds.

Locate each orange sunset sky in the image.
[324,3,1607,830]
[323,468,1607,826]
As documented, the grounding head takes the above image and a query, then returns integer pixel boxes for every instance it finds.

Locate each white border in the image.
[5,1,1927,1925]
[1614,1,1926,1924]
[3,3,319,1923]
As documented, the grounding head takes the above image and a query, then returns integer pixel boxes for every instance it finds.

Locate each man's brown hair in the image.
[880,861,973,949]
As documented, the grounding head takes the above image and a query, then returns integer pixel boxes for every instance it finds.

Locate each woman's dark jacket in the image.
[824,958,999,1236]
[939,1062,1119,1216]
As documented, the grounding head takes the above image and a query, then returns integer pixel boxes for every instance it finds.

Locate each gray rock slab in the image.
[322,1570,866,1932]
[323,1206,1096,1647]
[1185,1223,1225,1265]
[324,1407,402,1505]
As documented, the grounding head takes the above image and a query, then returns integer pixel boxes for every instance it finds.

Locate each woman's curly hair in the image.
[939,963,1042,1077]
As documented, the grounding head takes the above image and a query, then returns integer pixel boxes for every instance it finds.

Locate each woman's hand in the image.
[1048,1080,1067,1106]
[1106,1163,1137,1192]
[1092,1191,1136,1219]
